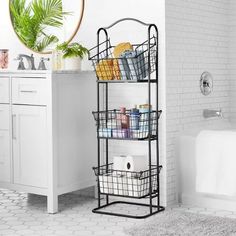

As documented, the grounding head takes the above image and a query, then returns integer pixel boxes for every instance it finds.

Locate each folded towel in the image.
[196,130,236,196]
[95,59,113,80]
[118,52,131,80]
[113,59,121,80]
[125,50,142,80]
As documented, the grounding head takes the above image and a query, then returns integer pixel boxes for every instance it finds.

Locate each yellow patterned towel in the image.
[113,42,133,80]
[96,59,113,80]
[113,59,120,80]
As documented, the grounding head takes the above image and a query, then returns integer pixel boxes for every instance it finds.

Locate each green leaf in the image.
[36,35,59,52]
[56,42,88,59]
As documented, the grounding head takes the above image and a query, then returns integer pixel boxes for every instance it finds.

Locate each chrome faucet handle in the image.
[14,57,25,70]
[38,57,50,70]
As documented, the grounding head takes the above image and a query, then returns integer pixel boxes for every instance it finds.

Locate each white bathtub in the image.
[178,127,236,211]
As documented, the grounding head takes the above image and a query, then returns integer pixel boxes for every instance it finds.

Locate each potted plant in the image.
[56,42,88,71]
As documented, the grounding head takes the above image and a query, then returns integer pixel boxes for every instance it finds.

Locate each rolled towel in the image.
[113,42,133,58]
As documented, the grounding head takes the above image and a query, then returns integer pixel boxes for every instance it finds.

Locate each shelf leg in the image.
[105,83,109,205]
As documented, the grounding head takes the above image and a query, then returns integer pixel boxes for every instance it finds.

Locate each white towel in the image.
[196,130,236,196]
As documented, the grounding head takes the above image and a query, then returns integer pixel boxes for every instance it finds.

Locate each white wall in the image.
[229,0,236,125]
[166,0,230,205]
[0,0,167,205]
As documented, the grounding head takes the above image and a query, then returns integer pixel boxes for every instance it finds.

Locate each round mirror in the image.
[9,0,84,54]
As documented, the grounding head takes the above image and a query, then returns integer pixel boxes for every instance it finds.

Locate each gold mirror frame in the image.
[9,0,85,55]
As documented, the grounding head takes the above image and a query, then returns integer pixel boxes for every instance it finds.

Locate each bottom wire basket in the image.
[93,163,162,198]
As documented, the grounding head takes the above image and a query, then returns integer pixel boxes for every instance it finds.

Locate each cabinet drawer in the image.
[12,78,49,105]
[0,105,10,130]
[0,77,10,104]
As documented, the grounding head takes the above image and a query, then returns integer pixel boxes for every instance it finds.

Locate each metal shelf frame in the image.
[91,17,165,219]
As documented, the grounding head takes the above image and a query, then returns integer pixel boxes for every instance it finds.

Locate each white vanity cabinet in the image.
[0,104,10,183]
[0,71,96,213]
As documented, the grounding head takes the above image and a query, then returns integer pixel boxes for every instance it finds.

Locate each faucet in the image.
[203,109,223,118]
[15,54,36,70]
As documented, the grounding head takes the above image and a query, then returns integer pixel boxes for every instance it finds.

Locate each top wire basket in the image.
[88,36,157,82]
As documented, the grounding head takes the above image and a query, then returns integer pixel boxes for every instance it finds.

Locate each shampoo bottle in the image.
[130,105,140,130]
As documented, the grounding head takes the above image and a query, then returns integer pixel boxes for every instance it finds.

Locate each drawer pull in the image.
[20,90,37,93]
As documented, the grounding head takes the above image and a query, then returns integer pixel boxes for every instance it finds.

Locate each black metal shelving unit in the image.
[89,18,165,219]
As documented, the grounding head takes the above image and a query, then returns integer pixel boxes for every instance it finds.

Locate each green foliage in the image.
[56,42,88,59]
[10,0,68,52]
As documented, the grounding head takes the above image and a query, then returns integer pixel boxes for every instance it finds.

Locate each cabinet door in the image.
[13,105,48,188]
[0,105,10,182]
[0,77,10,104]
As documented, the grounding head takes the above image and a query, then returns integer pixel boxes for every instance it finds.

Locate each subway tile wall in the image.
[166,0,230,205]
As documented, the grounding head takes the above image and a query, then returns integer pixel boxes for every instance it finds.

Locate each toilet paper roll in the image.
[113,155,127,171]
[124,155,149,172]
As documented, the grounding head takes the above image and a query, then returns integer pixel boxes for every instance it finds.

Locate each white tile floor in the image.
[0,188,236,236]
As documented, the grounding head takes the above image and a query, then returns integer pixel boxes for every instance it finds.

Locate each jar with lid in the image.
[0,49,9,69]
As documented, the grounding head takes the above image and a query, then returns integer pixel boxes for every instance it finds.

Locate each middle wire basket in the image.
[92,109,162,140]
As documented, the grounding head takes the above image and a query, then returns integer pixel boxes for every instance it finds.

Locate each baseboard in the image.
[182,193,236,211]
[57,179,95,196]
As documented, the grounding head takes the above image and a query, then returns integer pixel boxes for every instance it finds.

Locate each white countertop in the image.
[0,69,93,75]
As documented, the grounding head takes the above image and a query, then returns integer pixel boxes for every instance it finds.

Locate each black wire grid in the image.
[89,18,165,219]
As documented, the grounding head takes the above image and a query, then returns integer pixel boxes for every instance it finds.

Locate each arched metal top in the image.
[102,17,152,30]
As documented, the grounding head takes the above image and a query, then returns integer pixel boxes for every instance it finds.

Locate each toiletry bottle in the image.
[139,102,152,135]
[130,105,140,130]
[139,102,152,113]
[120,107,129,129]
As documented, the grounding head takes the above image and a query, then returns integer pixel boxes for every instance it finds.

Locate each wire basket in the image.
[93,163,162,198]
[92,109,161,140]
[88,36,157,81]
